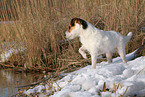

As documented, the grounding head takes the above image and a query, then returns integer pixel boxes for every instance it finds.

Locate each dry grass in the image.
[0,0,145,70]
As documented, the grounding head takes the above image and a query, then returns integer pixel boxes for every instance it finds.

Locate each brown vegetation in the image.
[0,0,145,71]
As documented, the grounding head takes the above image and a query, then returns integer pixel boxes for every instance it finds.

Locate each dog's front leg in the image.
[79,45,87,59]
[91,54,97,69]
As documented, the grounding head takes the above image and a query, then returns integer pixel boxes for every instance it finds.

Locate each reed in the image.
[0,0,145,69]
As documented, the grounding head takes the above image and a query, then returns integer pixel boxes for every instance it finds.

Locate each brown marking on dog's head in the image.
[68,18,88,32]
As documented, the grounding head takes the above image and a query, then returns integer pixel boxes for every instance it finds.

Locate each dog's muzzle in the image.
[65,31,71,39]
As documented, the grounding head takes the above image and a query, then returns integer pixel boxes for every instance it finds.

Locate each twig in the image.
[122,86,128,97]
[137,66,145,75]
[15,74,55,88]
[134,42,145,57]
[0,63,15,68]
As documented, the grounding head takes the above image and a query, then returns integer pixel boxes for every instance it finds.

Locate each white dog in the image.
[65,18,132,69]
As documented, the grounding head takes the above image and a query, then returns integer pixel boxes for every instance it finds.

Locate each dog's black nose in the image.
[64,33,66,37]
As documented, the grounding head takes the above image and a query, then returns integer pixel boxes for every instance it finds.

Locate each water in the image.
[0,69,43,97]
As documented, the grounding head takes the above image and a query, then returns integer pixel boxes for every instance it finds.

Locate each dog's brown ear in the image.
[70,18,76,27]
[71,18,88,29]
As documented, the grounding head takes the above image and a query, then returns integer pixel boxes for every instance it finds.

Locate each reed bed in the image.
[0,0,145,71]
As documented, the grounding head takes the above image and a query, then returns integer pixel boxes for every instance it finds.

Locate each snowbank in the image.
[24,55,145,97]
[51,57,145,97]
[0,42,24,62]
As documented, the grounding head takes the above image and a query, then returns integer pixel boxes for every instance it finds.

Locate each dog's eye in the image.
[69,26,71,29]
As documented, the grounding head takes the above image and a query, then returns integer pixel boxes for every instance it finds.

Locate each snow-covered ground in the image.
[23,50,145,97]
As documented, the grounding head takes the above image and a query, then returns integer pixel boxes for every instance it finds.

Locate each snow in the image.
[0,42,24,62]
[24,85,43,95]
[23,51,145,97]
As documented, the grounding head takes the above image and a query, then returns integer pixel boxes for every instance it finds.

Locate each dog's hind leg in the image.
[79,45,87,59]
[118,47,127,63]
[91,53,97,69]
[106,52,112,63]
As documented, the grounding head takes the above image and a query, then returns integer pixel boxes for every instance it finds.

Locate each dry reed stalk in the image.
[103,82,106,92]
[113,83,117,97]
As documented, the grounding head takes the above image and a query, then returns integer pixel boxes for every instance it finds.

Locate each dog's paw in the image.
[91,66,96,69]
[83,56,88,59]
[125,62,128,65]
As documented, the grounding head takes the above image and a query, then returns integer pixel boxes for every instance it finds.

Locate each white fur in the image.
[65,20,132,69]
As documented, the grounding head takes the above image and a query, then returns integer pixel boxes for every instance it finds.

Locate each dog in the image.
[65,18,132,69]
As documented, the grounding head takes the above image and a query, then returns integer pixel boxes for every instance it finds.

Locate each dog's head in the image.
[65,18,88,39]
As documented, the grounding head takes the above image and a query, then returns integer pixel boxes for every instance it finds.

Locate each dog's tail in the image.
[124,32,133,44]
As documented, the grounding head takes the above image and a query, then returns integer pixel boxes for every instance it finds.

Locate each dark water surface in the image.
[0,69,43,97]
